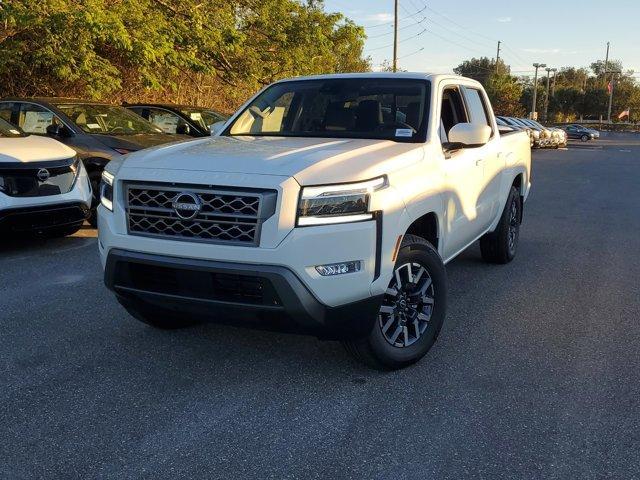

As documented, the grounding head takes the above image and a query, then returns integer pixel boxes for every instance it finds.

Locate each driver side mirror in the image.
[209,120,225,136]
[176,123,191,135]
[46,123,72,138]
[447,123,491,148]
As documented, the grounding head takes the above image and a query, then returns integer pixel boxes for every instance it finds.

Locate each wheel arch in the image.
[404,211,440,251]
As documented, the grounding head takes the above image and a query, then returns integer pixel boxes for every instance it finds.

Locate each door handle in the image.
[475,158,484,166]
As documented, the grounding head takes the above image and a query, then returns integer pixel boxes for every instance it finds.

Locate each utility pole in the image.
[604,41,610,78]
[495,41,501,74]
[392,0,399,72]
[531,63,546,120]
[607,71,621,123]
[551,69,557,97]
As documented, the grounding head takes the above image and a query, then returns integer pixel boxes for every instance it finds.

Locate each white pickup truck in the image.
[98,73,531,369]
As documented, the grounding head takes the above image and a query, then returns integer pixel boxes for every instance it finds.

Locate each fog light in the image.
[315,261,361,276]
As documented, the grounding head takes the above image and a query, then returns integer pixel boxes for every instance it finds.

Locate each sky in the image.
[323,0,640,79]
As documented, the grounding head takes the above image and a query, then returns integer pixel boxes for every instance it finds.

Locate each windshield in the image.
[225,78,430,142]
[180,108,227,130]
[55,103,163,135]
[0,118,25,138]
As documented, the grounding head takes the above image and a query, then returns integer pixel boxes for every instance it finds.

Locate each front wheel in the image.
[343,235,447,370]
[581,134,589,142]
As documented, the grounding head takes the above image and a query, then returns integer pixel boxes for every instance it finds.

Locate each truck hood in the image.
[0,135,76,163]
[119,136,423,184]
[93,132,191,151]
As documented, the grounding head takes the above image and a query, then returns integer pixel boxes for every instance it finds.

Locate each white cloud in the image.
[365,12,394,23]
[497,17,512,23]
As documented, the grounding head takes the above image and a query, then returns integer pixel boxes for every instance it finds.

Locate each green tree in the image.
[453,56,509,85]
[484,74,525,116]
[0,0,370,110]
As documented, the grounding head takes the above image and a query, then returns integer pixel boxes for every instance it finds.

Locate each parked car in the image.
[124,103,228,137]
[0,98,190,225]
[0,117,92,237]
[98,73,531,370]
[518,118,556,148]
[499,116,541,148]
[564,124,598,141]
[496,117,533,147]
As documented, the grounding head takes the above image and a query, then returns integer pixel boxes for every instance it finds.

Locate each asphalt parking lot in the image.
[2,133,639,479]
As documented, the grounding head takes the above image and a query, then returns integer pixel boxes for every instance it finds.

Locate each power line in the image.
[418,2,497,44]
[398,47,425,60]
[367,15,427,39]
[365,28,427,52]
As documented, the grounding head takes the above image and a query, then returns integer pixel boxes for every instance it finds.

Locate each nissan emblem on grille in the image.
[171,192,202,220]
[37,168,50,182]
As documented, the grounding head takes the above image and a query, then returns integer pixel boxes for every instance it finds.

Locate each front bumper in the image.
[0,201,90,234]
[105,249,383,340]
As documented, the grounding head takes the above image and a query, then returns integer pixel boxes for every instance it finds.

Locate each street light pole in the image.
[544,67,557,122]
[531,63,546,120]
[551,69,557,97]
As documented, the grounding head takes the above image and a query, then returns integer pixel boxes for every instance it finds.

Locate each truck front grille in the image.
[125,183,277,246]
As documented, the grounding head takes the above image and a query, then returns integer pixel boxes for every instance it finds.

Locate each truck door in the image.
[439,85,487,259]
[461,86,503,224]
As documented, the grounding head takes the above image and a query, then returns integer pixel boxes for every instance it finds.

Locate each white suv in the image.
[0,118,92,237]
[98,73,531,369]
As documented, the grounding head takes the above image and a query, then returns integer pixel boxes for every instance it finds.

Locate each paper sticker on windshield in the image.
[86,123,101,129]
[395,128,413,137]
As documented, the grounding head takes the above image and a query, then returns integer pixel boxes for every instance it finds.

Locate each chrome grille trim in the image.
[125,182,277,246]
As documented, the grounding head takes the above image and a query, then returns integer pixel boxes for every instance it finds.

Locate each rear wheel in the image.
[480,186,521,264]
[343,235,447,370]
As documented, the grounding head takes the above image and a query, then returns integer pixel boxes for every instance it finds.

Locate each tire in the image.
[87,171,102,228]
[581,134,589,142]
[480,186,521,264]
[343,234,447,370]
[118,297,200,330]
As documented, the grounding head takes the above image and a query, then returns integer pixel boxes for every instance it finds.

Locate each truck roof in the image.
[275,72,470,84]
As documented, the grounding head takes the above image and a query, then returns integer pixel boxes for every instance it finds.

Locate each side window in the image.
[17,103,61,135]
[463,88,491,129]
[128,107,146,118]
[147,108,181,134]
[0,103,15,124]
[440,86,468,142]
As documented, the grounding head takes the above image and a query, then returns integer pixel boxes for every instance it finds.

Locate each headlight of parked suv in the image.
[297,176,387,226]
[100,170,114,211]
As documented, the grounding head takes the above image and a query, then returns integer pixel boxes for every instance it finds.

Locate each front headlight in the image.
[297,176,386,226]
[532,130,540,139]
[100,170,114,211]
